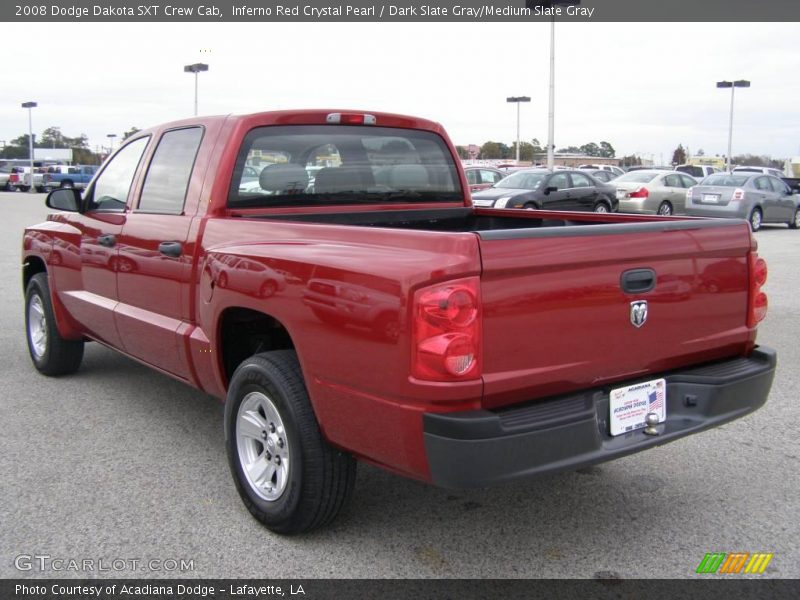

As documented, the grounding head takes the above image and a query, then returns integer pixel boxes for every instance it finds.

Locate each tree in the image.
[479,141,504,159]
[508,141,536,162]
[123,127,141,140]
[41,126,67,148]
[671,144,686,165]
[579,142,601,157]
[599,141,615,158]
[557,145,581,154]
[696,148,705,156]
[620,154,642,168]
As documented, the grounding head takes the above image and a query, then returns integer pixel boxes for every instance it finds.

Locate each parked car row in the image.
[0,164,98,192]
[468,165,799,231]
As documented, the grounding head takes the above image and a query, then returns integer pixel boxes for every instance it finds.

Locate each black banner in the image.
[3,579,800,600]
[3,0,800,23]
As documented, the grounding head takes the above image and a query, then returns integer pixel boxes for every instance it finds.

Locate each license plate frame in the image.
[609,378,666,436]
[701,193,720,204]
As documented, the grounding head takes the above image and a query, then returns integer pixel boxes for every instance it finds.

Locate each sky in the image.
[1,21,799,163]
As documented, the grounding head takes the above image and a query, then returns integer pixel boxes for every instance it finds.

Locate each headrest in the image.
[258,164,309,192]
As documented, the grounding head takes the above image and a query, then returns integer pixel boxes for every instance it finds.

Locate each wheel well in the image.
[23,256,47,293]
[218,308,295,383]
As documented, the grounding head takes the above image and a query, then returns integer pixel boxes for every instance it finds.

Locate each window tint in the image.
[466,169,478,185]
[138,127,203,214]
[548,173,570,189]
[664,174,681,187]
[680,175,696,188]
[481,170,503,184]
[754,177,772,191]
[89,137,149,212]
[570,173,593,187]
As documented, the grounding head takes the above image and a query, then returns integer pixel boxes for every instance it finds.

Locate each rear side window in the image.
[570,173,593,187]
[138,127,204,214]
[228,125,461,208]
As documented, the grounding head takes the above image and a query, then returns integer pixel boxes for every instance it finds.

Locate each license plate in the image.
[702,194,720,203]
[616,190,626,199]
[609,378,666,436]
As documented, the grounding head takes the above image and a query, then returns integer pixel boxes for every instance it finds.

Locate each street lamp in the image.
[506,96,531,164]
[107,133,117,154]
[716,79,750,172]
[528,1,581,169]
[21,101,37,193]
[184,62,209,116]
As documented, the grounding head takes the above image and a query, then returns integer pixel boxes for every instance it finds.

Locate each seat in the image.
[313,166,372,194]
[258,164,309,194]
[388,165,430,189]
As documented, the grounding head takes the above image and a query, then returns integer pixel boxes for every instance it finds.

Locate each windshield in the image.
[228,125,462,208]
[495,171,547,190]
[615,172,659,183]
[701,175,750,187]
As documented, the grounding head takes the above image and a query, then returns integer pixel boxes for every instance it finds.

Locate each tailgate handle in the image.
[621,269,656,294]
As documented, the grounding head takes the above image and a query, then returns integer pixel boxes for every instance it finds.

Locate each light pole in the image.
[107,133,117,154]
[529,1,580,169]
[21,101,37,193]
[184,62,209,116]
[506,96,531,164]
[716,79,750,172]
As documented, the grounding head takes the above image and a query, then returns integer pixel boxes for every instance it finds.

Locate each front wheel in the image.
[25,273,84,376]
[749,207,763,232]
[789,208,800,230]
[225,351,356,534]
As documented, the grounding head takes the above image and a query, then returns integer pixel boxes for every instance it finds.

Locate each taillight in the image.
[686,187,694,202]
[733,188,745,201]
[629,187,649,198]
[412,277,481,381]
[747,253,768,328]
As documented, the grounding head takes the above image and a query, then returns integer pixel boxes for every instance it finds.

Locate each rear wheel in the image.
[593,202,610,213]
[789,208,800,230]
[749,207,763,232]
[523,203,537,211]
[657,201,673,216]
[225,350,356,534]
[25,273,84,376]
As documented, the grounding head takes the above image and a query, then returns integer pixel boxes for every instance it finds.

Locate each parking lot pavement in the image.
[1,190,798,579]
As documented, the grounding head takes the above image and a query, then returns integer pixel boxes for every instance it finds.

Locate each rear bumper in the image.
[423,346,776,488]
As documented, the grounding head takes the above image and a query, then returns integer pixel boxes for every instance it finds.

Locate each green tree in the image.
[480,141,504,159]
[671,144,687,165]
[123,127,141,140]
[579,142,601,157]
[557,145,581,154]
[599,141,616,158]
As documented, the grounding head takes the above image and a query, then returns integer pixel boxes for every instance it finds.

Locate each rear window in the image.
[702,175,750,187]
[228,125,462,208]
[615,172,659,183]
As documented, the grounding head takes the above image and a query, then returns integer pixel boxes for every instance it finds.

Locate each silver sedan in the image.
[614,170,698,216]
[686,173,800,231]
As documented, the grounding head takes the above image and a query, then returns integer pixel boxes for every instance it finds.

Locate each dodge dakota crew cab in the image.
[22,110,776,534]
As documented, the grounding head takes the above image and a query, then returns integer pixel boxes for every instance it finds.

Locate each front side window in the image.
[138,127,203,214]
[548,173,570,190]
[496,171,547,190]
[229,125,461,208]
[88,137,149,212]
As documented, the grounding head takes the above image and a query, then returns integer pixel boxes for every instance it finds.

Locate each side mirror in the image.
[46,188,82,212]
[544,186,558,195]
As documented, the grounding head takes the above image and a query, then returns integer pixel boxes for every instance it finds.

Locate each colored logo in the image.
[696,552,773,574]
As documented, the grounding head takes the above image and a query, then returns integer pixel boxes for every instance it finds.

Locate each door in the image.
[541,172,573,209]
[768,176,796,222]
[753,177,779,221]
[114,127,204,379]
[55,137,150,348]
[568,172,600,210]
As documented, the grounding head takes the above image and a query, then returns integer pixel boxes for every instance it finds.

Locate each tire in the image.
[373,312,400,343]
[19,185,30,193]
[60,180,74,189]
[523,203,537,211]
[749,207,763,232]
[593,202,611,213]
[225,350,356,534]
[25,273,84,376]
[259,280,277,298]
[657,201,673,216]
[35,186,45,193]
[789,208,800,230]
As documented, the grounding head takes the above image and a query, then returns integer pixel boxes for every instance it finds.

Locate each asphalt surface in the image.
[1,191,798,579]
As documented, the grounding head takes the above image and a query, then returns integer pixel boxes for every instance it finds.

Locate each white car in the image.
[578,164,625,177]
[733,166,785,178]
[676,164,721,180]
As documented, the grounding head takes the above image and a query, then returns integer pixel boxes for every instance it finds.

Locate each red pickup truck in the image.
[22,110,776,534]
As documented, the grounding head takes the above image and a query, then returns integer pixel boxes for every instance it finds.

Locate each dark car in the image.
[464,166,506,192]
[579,168,618,183]
[471,169,618,212]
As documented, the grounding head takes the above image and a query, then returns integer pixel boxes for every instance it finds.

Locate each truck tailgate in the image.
[477,220,754,409]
